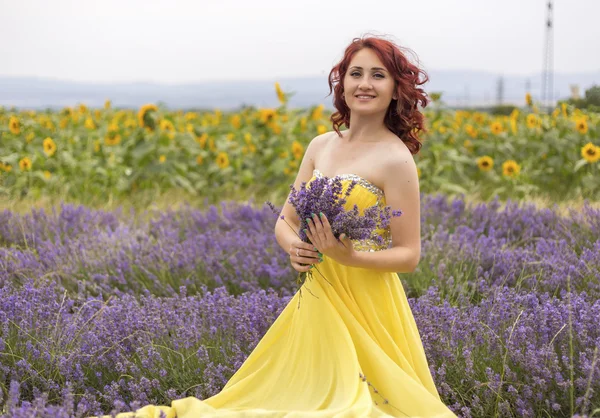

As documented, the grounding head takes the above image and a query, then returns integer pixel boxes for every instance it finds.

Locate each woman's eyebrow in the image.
[349,66,388,72]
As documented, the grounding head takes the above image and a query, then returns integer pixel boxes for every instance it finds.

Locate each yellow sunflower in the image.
[216,152,229,169]
[317,125,327,135]
[490,122,503,135]
[525,93,533,106]
[8,116,20,135]
[526,114,539,129]
[84,117,96,130]
[465,124,477,138]
[477,156,494,171]
[291,141,304,160]
[0,162,12,172]
[138,104,158,129]
[259,109,277,124]
[311,104,324,121]
[575,118,588,135]
[159,155,166,164]
[43,170,52,179]
[581,142,600,163]
[196,155,203,165]
[473,113,485,124]
[159,119,175,132]
[105,133,121,146]
[275,82,287,105]
[502,160,521,177]
[230,114,241,129]
[43,137,57,157]
[19,157,32,171]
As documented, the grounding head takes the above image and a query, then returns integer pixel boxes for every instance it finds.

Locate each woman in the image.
[105,35,457,418]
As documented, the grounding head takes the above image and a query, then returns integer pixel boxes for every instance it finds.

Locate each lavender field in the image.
[0,194,599,417]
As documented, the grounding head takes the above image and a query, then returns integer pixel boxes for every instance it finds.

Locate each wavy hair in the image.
[327,35,429,155]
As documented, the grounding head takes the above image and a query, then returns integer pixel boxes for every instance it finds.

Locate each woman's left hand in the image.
[304,212,356,266]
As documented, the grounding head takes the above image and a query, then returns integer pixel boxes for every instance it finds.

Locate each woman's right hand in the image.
[288,238,322,273]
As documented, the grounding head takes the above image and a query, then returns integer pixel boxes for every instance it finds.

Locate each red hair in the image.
[327,35,429,155]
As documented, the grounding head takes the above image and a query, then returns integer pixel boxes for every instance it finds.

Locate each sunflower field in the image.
[0,84,599,206]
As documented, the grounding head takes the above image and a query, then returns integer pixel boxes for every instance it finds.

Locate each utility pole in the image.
[541,0,554,111]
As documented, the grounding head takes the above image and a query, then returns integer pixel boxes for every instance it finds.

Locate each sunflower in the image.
[502,160,521,177]
[259,109,277,124]
[525,93,533,106]
[84,117,96,130]
[196,133,208,149]
[196,155,203,165]
[185,112,198,121]
[526,114,539,129]
[8,116,20,135]
[490,122,503,135]
[19,157,32,171]
[275,82,287,105]
[105,133,121,146]
[317,125,327,135]
[104,99,111,110]
[291,140,304,160]
[216,152,229,169]
[138,104,158,130]
[43,170,51,179]
[581,143,600,163]
[311,104,324,121]
[43,137,57,157]
[465,124,477,138]
[477,156,494,171]
[575,118,588,135]
[269,122,282,135]
[473,113,485,124]
[0,162,12,172]
[230,114,241,129]
[159,155,166,164]
[159,119,175,132]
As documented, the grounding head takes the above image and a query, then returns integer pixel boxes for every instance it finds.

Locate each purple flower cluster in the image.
[267,175,402,246]
[0,193,598,417]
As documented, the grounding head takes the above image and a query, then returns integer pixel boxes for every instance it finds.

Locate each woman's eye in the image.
[350,72,384,78]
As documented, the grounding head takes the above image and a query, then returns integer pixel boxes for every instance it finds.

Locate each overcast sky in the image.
[1,0,599,85]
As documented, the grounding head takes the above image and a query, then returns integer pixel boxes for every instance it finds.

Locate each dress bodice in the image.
[308,169,392,252]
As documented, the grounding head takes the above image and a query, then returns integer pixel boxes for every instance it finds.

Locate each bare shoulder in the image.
[380,140,419,194]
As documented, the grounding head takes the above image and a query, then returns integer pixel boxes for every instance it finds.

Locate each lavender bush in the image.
[0,193,598,417]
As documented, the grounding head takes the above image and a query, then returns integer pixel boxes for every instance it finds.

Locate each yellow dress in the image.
[103,169,457,418]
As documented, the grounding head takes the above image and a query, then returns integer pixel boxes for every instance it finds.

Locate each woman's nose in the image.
[358,78,372,90]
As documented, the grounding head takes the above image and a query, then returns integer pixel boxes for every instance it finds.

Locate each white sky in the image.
[1,0,599,84]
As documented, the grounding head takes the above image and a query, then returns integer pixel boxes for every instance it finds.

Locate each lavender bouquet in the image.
[267,173,402,307]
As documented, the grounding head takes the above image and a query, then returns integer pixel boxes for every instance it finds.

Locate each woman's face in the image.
[342,48,397,116]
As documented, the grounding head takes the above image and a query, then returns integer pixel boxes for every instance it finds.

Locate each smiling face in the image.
[342,48,397,116]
